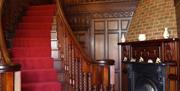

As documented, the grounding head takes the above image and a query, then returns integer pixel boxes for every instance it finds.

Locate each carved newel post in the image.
[92,59,115,91]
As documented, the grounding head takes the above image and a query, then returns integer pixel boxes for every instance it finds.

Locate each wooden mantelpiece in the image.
[118,38,179,91]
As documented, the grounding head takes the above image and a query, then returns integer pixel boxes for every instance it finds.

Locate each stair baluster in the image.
[56,0,115,91]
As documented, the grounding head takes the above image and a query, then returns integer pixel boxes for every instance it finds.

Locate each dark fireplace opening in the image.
[128,64,166,91]
[135,77,158,91]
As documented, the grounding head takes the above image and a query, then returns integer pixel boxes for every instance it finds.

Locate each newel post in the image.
[0,64,21,91]
[92,59,115,91]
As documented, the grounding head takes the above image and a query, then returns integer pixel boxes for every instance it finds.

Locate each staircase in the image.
[12,4,61,91]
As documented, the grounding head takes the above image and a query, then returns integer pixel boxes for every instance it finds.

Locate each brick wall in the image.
[126,0,178,42]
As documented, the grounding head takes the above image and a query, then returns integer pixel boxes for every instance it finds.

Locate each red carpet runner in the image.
[12,4,61,91]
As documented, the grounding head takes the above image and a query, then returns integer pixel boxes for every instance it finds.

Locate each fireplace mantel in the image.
[118,38,179,45]
[118,38,179,91]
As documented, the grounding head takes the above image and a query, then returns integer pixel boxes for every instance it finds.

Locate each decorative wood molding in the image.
[63,1,136,33]
[91,11,134,18]
[64,1,136,15]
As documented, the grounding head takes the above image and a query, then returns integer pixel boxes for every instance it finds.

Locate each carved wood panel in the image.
[163,42,176,61]
[131,46,161,62]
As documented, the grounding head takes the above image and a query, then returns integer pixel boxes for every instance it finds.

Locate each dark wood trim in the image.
[0,64,21,73]
[175,0,180,6]
[64,1,136,14]
[118,38,180,45]
[93,59,115,65]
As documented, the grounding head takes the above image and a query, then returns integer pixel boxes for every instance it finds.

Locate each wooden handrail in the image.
[0,64,21,73]
[55,0,92,63]
[55,0,115,90]
[0,0,12,64]
[0,0,31,65]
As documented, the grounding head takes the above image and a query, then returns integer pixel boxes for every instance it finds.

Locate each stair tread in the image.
[30,4,55,9]
[22,82,61,91]
[13,57,53,60]
[22,81,60,87]
[13,37,51,40]
[12,47,51,57]
[22,69,57,72]
[12,46,51,49]
[18,23,52,30]
[13,57,53,70]
[26,10,55,16]
[22,16,53,23]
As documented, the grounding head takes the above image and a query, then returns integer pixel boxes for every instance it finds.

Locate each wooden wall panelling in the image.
[167,41,178,91]
[178,41,180,91]
[62,1,135,61]
[92,18,131,91]
[108,33,119,68]
[74,31,91,55]
[94,33,105,60]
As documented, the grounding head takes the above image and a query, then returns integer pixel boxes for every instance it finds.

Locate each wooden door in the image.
[91,18,131,91]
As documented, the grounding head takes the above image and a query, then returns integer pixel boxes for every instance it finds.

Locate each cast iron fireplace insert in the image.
[127,63,166,91]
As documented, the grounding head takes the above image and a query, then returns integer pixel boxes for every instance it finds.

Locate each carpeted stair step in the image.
[15,29,50,37]
[13,57,53,70]
[29,4,55,10]
[22,69,58,83]
[12,4,61,91]
[22,16,53,23]
[22,82,61,91]
[18,23,52,30]
[26,9,55,16]
[16,29,51,37]
[13,38,50,47]
[12,47,51,57]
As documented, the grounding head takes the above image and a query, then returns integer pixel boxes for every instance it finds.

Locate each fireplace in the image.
[128,64,166,91]
[118,39,179,91]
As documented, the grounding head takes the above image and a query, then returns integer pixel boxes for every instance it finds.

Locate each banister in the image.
[0,64,21,73]
[0,0,12,64]
[55,0,92,63]
[55,0,116,90]
[0,63,21,91]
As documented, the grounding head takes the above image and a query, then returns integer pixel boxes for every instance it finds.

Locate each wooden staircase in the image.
[56,0,115,91]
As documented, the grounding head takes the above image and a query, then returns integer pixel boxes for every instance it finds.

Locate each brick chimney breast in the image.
[126,0,178,42]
